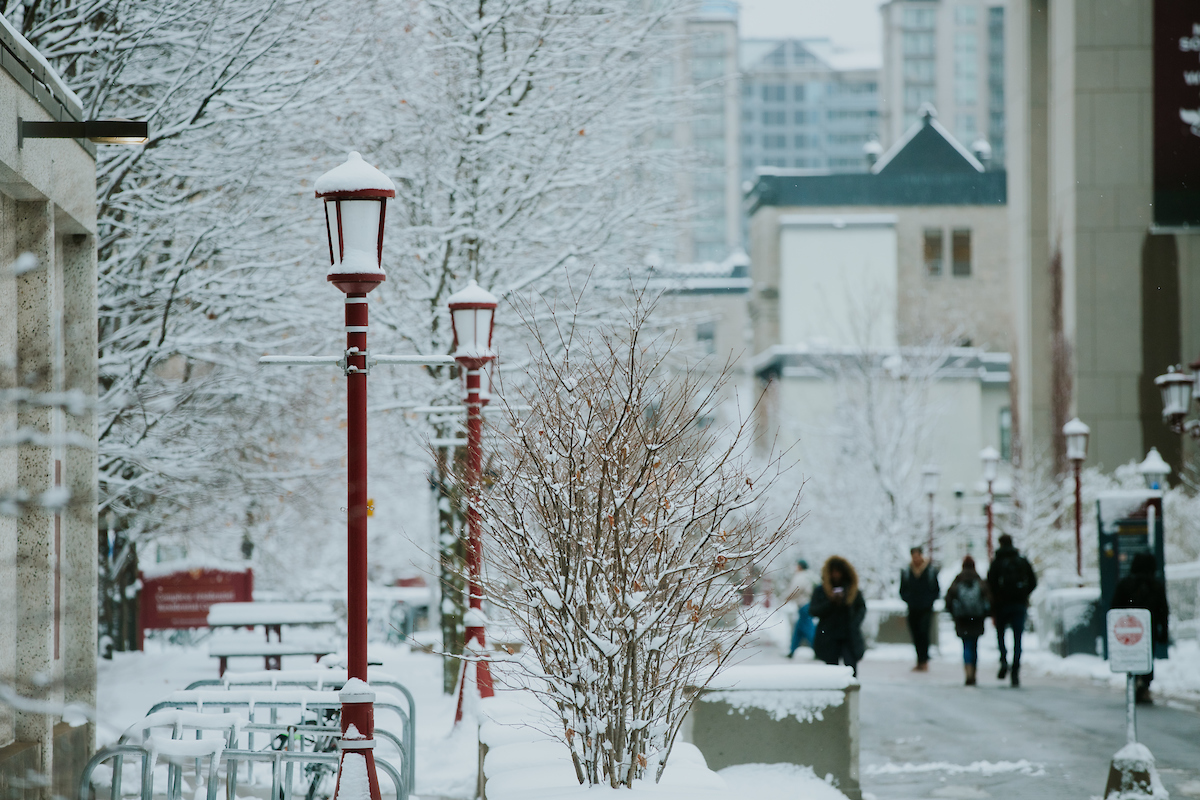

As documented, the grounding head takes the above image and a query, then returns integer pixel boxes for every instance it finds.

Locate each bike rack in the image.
[145,691,412,798]
[77,744,405,800]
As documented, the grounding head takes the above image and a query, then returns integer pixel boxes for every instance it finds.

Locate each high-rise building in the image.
[675,0,742,264]
[739,38,881,182]
[880,0,1007,165]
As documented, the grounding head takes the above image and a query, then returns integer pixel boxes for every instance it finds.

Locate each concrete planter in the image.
[681,664,861,800]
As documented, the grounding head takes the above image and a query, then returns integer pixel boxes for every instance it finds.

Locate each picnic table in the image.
[206,602,339,675]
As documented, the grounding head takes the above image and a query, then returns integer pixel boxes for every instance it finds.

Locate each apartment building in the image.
[880,0,1007,165]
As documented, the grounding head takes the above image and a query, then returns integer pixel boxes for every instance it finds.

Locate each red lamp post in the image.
[979,446,999,562]
[1062,417,1090,580]
[448,280,499,722]
[316,151,395,800]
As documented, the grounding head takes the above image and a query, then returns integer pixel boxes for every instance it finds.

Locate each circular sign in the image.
[1113,615,1145,646]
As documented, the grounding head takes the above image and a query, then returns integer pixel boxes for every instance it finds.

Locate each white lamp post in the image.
[980,446,999,561]
[1062,417,1090,578]
[921,464,940,557]
[1154,365,1196,435]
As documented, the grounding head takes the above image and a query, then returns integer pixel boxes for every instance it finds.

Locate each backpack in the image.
[994,555,1034,602]
[952,580,990,618]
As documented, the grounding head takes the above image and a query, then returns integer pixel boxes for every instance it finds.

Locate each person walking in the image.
[899,546,939,671]
[986,533,1037,687]
[1111,552,1170,704]
[785,559,815,657]
[945,555,992,686]
[810,555,867,677]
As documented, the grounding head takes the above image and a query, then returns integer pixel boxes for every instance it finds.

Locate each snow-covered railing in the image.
[145,685,412,797]
[77,742,405,800]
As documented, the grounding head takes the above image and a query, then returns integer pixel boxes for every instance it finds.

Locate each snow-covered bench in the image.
[207,636,336,676]
[205,602,339,675]
[680,664,861,800]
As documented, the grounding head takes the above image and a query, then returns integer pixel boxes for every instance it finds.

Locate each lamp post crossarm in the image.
[261,352,458,376]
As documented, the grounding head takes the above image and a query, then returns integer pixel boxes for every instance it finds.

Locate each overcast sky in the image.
[738,0,888,53]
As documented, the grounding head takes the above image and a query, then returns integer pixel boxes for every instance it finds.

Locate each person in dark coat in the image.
[899,546,939,671]
[1111,552,1170,704]
[810,555,867,677]
[944,555,992,686]
[986,534,1037,687]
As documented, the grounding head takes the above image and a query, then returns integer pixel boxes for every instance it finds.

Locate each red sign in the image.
[1112,614,1145,647]
[138,568,253,645]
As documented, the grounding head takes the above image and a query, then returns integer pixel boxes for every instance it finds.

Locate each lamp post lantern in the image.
[1137,447,1171,490]
[1062,417,1090,579]
[448,280,499,722]
[317,151,395,800]
[921,465,940,557]
[980,446,999,561]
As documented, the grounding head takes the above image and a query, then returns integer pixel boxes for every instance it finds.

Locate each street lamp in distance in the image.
[448,279,499,722]
[980,446,999,561]
[1137,447,1171,491]
[1062,417,1090,580]
[1154,364,1198,437]
[921,464,940,558]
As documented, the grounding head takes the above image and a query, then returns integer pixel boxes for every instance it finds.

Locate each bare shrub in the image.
[477,290,800,788]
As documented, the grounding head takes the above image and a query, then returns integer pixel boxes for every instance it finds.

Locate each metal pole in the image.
[337,293,381,800]
[1125,672,1137,744]
[927,492,935,557]
[455,366,494,723]
[986,479,994,562]
[1074,460,1083,578]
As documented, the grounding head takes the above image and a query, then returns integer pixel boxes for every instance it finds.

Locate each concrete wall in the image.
[1010,0,1200,472]
[0,48,98,800]
[752,202,1011,352]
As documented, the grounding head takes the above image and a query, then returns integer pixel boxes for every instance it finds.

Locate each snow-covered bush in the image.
[477,291,800,788]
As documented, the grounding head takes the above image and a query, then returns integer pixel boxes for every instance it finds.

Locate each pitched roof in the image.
[872,104,986,174]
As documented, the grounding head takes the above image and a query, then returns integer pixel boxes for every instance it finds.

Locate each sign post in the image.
[1104,609,1161,798]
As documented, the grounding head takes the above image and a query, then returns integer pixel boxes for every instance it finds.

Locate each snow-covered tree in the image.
[476,290,799,787]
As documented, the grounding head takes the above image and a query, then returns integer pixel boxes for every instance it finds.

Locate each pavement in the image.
[854,655,1200,800]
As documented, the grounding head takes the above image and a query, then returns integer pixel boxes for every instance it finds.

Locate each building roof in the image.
[872,105,985,175]
[753,345,1011,384]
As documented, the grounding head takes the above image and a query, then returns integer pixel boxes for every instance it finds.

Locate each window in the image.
[952,228,972,275]
[742,83,754,98]
[794,110,817,125]
[905,84,936,109]
[999,407,1012,460]
[762,85,786,102]
[955,5,977,25]
[763,110,786,125]
[742,109,753,122]
[793,85,806,102]
[903,32,936,56]
[904,58,935,82]
[903,6,936,28]
[697,322,716,355]
[742,133,754,146]
[795,157,820,168]
[924,229,944,276]
[956,114,977,141]
[762,157,787,167]
[828,133,871,145]
[794,134,818,148]
[763,134,786,149]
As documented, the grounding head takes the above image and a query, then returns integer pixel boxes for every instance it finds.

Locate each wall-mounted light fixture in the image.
[19,118,148,147]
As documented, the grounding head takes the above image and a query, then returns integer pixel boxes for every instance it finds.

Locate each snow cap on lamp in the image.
[920,464,940,495]
[1062,417,1090,462]
[315,151,395,294]
[449,280,499,364]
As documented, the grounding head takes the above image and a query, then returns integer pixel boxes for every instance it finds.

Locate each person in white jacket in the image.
[785,559,815,657]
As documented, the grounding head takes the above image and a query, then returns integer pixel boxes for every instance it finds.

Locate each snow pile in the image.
[1025,640,1200,703]
[702,689,845,723]
[706,664,856,691]
[1105,742,1169,799]
[717,764,849,800]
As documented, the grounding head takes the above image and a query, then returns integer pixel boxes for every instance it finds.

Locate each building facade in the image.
[0,17,99,800]
[1006,0,1200,475]
[673,0,742,264]
[747,112,1012,509]
[739,38,880,180]
[880,0,1007,165]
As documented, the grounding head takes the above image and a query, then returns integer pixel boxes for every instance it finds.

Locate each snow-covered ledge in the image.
[680,665,861,800]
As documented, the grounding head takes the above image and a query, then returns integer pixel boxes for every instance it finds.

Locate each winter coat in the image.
[810,556,867,663]
[986,545,1038,609]
[899,560,940,611]
[1112,553,1170,645]
[945,570,992,639]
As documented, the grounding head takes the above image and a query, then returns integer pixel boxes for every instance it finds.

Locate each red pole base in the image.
[334,683,381,799]
[454,625,495,723]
